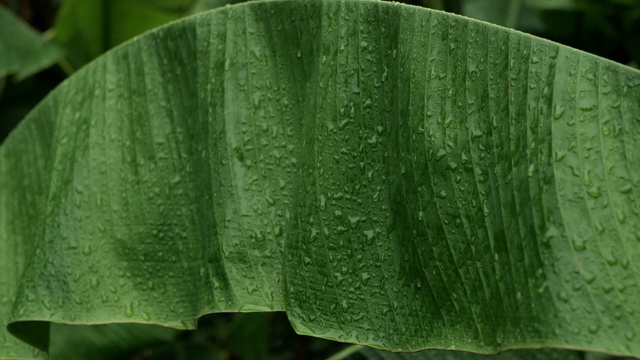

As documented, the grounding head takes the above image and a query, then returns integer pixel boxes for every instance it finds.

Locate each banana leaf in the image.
[1,0,639,358]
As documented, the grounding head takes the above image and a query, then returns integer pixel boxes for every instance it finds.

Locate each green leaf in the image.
[522,0,619,12]
[523,0,581,10]
[224,313,270,360]
[346,347,584,360]
[53,0,196,71]
[462,0,522,28]
[190,0,247,13]
[0,5,62,80]
[1,0,640,359]
[48,323,177,359]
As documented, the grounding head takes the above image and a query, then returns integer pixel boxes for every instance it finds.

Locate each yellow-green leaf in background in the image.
[0,5,62,80]
[53,0,195,72]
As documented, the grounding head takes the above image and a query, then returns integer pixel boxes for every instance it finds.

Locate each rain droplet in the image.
[461,151,469,164]
[42,299,52,310]
[125,302,134,318]
[482,201,490,217]
[622,258,630,269]
[579,103,596,112]
[309,228,319,243]
[363,229,375,245]
[361,272,371,285]
[435,148,447,161]
[554,151,566,162]
[586,186,601,199]
[572,237,586,251]
[496,328,504,345]
[553,105,565,119]
[619,183,632,194]
[443,116,452,128]
[82,245,92,256]
[538,281,548,293]
[169,174,181,187]
[341,300,349,312]
[355,332,369,343]
[557,291,569,303]
[90,278,100,289]
[543,225,560,244]
[583,272,596,284]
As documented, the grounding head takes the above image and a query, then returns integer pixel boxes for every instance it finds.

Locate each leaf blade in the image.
[0,1,639,359]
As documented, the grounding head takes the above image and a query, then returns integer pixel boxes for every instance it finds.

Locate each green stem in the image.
[325,345,364,360]
[505,0,523,29]
[58,56,75,76]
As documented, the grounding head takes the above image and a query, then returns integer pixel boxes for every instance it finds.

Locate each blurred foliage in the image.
[48,323,179,360]
[462,0,640,67]
[53,0,195,72]
[0,0,639,358]
[535,3,640,66]
[190,0,245,12]
[0,4,62,79]
[0,69,61,142]
[130,312,347,360]
[133,312,634,360]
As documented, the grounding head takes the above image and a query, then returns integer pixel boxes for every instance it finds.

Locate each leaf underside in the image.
[1,0,639,359]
